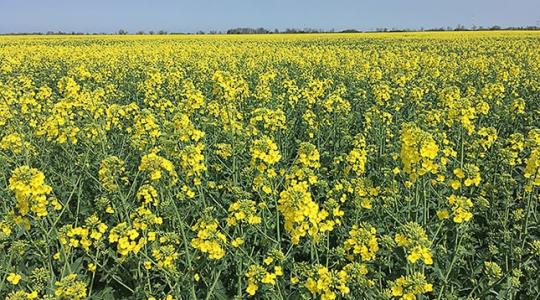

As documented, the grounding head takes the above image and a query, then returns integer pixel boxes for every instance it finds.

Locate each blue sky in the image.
[1,0,539,33]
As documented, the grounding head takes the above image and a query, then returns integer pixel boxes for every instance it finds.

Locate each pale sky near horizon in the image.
[0,0,539,33]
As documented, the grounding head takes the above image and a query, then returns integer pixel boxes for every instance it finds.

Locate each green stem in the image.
[205,269,222,300]
[437,225,463,300]
[173,198,198,300]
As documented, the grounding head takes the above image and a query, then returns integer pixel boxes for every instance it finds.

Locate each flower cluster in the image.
[131,110,161,150]
[447,195,474,223]
[303,265,350,300]
[178,143,207,183]
[389,272,433,300]
[8,166,53,218]
[245,264,283,296]
[400,123,439,182]
[173,113,205,142]
[59,214,108,251]
[0,133,31,154]
[395,222,433,265]
[278,181,332,244]
[54,274,88,300]
[286,142,320,184]
[226,200,262,226]
[250,136,281,193]
[524,129,540,191]
[108,223,146,256]
[152,244,179,272]
[450,164,481,189]
[136,184,159,206]
[249,108,286,134]
[343,223,379,262]
[191,218,227,260]
[345,134,368,176]
[139,152,178,184]
[98,155,127,191]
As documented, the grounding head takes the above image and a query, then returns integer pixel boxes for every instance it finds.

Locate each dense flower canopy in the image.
[0,31,539,299]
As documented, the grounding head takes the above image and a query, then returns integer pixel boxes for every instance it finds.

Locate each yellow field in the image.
[0,31,539,299]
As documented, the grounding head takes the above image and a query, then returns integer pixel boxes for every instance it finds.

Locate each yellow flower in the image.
[389,272,432,299]
[246,281,258,295]
[395,223,432,265]
[343,224,379,262]
[407,246,433,265]
[27,291,39,299]
[436,210,449,220]
[448,195,474,223]
[7,273,22,285]
[450,180,461,190]
[139,152,178,184]
[191,218,226,260]
[226,200,262,227]
[88,263,97,272]
[98,156,126,191]
[400,123,439,181]
[9,166,53,218]
[144,261,152,270]
[278,181,330,244]
[179,143,207,182]
[263,256,274,265]
[231,237,244,248]
[345,135,368,176]
[106,206,115,214]
[0,221,12,237]
[453,168,465,179]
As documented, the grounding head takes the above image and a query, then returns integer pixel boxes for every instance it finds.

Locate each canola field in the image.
[0,32,539,299]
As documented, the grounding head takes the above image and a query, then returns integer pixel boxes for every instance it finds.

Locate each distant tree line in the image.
[215,25,540,34]
[226,27,337,34]
[1,25,539,35]
[226,27,271,34]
